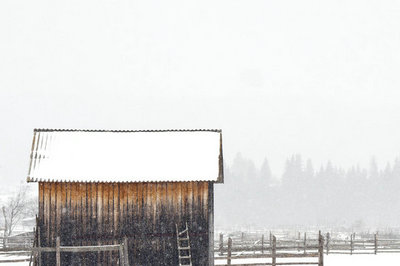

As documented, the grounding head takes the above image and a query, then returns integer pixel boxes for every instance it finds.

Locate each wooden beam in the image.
[56,237,60,266]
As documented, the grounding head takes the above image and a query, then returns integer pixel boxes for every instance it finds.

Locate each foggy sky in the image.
[1,0,400,188]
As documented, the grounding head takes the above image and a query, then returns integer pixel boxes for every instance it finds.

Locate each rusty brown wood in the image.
[113,184,119,239]
[96,182,102,265]
[38,181,212,265]
[43,183,49,248]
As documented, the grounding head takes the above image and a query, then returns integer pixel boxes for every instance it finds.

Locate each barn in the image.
[27,128,224,265]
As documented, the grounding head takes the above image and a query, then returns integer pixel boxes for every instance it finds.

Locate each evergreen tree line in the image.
[215,153,400,229]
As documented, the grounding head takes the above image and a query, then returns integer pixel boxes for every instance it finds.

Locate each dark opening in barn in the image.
[27,129,224,265]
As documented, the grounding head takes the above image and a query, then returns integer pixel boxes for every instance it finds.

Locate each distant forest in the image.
[215,154,400,229]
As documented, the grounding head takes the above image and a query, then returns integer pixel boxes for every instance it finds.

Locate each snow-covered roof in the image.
[27,129,223,183]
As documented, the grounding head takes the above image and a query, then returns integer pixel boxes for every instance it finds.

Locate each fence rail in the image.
[29,233,130,266]
[215,230,400,263]
[215,232,324,266]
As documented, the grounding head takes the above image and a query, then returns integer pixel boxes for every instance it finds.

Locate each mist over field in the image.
[215,154,400,229]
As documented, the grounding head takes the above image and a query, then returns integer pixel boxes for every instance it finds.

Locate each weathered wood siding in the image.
[38,181,213,266]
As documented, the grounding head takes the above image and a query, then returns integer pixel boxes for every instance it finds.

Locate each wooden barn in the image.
[27,129,224,265]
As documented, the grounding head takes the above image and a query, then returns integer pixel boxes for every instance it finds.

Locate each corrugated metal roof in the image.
[27,129,224,183]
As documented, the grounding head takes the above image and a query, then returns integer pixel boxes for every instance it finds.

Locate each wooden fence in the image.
[324,232,400,255]
[30,236,130,266]
[215,230,400,262]
[214,232,324,266]
[1,235,34,249]
[0,229,130,265]
[0,232,34,264]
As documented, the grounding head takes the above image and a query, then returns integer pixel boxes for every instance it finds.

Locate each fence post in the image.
[119,243,124,265]
[29,227,36,266]
[270,231,272,254]
[272,235,276,266]
[123,237,130,266]
[303,232,307,254]
[261,234,264,254]
[297,232,300,252]
[318,231,324,266]
[350,233,353,255]
[56,236,61,266]
[219,233,224,255]
[326,232,330,255]
[38,227,42,266]
[374,233,378,255]
[227,237,232,265]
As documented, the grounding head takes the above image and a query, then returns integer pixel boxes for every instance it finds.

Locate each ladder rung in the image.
[179,229,188,235]
[177,222,192,266]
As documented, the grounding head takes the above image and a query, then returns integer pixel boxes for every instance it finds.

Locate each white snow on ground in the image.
[1,254,400,265]
[325,254,400,266]
[0,254,29,266]
[215,254,400,266]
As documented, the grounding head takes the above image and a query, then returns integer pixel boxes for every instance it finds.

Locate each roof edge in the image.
[34,128,222,133]
[27,176,221,183]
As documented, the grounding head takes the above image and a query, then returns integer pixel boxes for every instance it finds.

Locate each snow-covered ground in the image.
[325,254,399,266]
[0,254,29,266]
[215,254,400,266]
[1,254,399,265]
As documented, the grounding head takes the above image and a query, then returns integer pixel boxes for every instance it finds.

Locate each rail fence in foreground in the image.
[214,231,400,265]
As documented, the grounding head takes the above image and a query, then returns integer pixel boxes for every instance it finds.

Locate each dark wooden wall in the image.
[38,181,213,266]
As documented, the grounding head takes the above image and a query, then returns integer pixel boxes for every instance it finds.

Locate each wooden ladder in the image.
[176,222,192,266]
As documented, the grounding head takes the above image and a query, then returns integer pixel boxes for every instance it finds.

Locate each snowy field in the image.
[325,254,399,266]
[1,254,399,265]
[214,254,400,266]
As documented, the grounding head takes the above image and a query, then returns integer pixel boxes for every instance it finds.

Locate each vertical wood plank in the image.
[102,183,109,265]
[318,231,324,266]
[261,234,264,254]
[51,183,57,247]
[97,183,103,266]
[113,183,119,239]
[119,244,124,266]
[56,236,60,266]
[207,182,214,266]
[350,233,354,255]
[219,234,223,255]
[43,183,50,247]
[55,183,61,249]
[227,237,232,265]
[326,232,330,255]
[108,183,114,265]
[123,237,130,266]
[38,227,42,266]
[272,235,276,266]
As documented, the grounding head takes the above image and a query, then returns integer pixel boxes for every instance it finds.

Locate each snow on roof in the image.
[27,129,223,183]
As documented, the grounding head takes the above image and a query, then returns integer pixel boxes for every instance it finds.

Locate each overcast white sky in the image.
[1,0,400,188]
